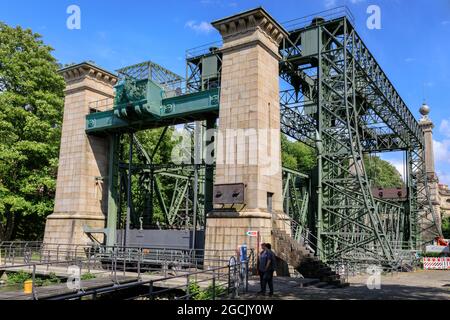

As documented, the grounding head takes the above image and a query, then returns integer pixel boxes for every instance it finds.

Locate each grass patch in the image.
[81,272,96,281]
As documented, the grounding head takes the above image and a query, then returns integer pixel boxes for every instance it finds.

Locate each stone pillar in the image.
[43,63,117,247]
[418,103,442,234]
[204,8,288,258]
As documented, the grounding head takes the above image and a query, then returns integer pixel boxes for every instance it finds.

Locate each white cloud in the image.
[434,139,450,163]
[349,0,365,3]
[437,170,450,185]
[185,20,215,34]
[200,0,237,7]
[442,21,450,26]
[404,57,415,63]
[325,0,337,9]
[390,159,406,182]
[439,119,450,138]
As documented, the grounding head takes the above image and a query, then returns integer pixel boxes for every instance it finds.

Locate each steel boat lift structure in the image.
[85,7,442,267]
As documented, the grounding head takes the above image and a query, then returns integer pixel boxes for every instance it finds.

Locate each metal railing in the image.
[282,6,355,31]
[273,212,320,256]
[88,98,114,113]
[0,242,252,300]
[186,41,222,59]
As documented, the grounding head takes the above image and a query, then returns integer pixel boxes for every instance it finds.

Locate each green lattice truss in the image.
[86,12,441,266]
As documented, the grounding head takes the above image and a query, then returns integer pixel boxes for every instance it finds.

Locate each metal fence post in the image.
[123,248,126,277]
[186,274,190,300]
[138,250,142,281]
[212,271,216,301]
[32,264,37,300]
[149,281,154,300]
[114,253,118,285]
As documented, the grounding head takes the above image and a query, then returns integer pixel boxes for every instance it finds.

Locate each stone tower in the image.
[418,102,442,233]
[43,63,117,246]
[204,8,289,255]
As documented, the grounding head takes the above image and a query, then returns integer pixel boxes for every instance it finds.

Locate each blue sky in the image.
[1,0,450,183]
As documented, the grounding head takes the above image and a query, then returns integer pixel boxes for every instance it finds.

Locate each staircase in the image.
[272,227,349,288]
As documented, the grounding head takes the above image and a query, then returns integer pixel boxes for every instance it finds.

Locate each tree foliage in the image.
[442,216,450,239]
[364,155,404,188]
[281,134,316,173]
[0,22,65,241]
[280,135,403,189]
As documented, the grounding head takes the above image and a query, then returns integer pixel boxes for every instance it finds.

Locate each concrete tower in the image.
[43,63,117,246]
[418,102,442,233]
[204,8,289,256]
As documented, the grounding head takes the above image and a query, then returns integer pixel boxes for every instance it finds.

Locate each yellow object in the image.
[24,280,33,294]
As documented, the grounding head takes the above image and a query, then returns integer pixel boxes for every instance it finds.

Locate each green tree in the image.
[364,155,403,188]
[281,134,316,173]
[442,216,450,239]
[280,135,403,189]
[0,23,65,241]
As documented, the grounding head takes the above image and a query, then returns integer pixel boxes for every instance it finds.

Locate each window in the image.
[267,193,274,213]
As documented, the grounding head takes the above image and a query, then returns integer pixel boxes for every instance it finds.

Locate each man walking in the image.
[258,243,276,296]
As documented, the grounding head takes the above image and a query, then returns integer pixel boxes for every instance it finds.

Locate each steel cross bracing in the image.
[110,129,208,233]
[279,15,441,264]
[108,129,309,243]
[92,10,441,264]
[117,61,184,91]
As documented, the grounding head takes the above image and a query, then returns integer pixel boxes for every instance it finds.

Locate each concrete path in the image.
[241,270,450,300]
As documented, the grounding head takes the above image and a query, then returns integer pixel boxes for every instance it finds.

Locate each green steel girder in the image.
[278,14,441,265]
[281,17,423,150]
[96,10,439,265]
[86,88,220,134]
[117,60,184,87]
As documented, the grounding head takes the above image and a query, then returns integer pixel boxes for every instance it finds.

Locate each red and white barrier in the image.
[423,257,450,270]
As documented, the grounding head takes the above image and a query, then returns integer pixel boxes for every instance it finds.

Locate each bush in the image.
[188,282,227,300]
[420,251,445,258]
[442,216,450,239]
[6,271,61,287]
[6,271,31,285]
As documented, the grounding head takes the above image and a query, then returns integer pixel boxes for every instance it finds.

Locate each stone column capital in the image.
[212,7,289,46]
[59,62,118,87]
[419,117,434,131]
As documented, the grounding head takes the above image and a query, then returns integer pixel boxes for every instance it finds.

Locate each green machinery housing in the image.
[86,8,441,266]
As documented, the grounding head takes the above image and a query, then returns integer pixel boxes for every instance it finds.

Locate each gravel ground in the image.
[241,270,450,300]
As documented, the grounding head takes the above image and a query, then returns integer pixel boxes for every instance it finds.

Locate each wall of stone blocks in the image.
[215,35,284,213]
[43,64,117,246]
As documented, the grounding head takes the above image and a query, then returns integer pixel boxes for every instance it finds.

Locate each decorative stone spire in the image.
[419,101,431,121]
[418,101,437,182]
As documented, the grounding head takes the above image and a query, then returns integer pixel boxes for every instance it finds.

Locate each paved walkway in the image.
[241,270,450,300]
